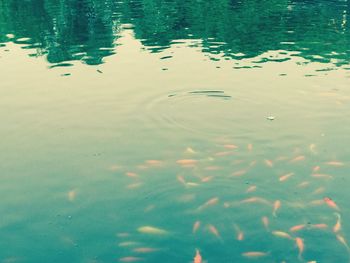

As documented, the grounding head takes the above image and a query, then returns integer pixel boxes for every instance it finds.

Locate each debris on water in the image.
[97,69,103,73]
[267,116,275,120]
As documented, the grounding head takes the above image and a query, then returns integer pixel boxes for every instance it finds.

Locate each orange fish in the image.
[208,224,221,239]
[240,197,270,205]
[312,187,325,195]
[177,175,186,185]
[311,223,328,229]
[197,197,219,211]
[295,237,304,260]
[246,185,257,193]
[242,251,268,258]
[336,234,350,251]
[279,172,294,182]
[324,197,340,211]
[325,161,344,167]
[273,200,281,217]
[233,224,244,241]
[264,159,273,167]
[272,231,292,239]
[298,181,310,188]
[290,224,306,232]
[333,213,341,233]
[176,159,197,166]
[224,144,238,149]
[248,144,253,151]
[193,221,201,234]
[312,166,320,172]
[133,247,159,253]
[145,160,162,166]
[262,216,269,231]
[119,257,143,262]
[311,173,332,179]
[126,172,138,178]
[201,176,214,182]
[249,160,257,167]
[290,155,305,163]
[193,249,202,263]
[232,169,247,177]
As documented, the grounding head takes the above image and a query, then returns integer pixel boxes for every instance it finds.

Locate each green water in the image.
[1,0,350,262]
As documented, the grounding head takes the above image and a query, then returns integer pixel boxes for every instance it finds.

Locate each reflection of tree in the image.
[0,0,349,66]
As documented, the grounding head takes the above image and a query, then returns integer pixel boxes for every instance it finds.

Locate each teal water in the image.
[1,0,350,262]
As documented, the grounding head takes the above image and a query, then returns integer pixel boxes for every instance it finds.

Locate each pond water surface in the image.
[1,0,350,262]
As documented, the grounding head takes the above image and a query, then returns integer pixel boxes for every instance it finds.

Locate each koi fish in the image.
[325,161,344,167]
[298,181,310,188]
[311,173,332,179]
[224,144,238,149]
[133,247,159,253]
[240,197,270,205]
[119,257,143,262]
[279,172,294,182]
[273,200,281,217]
[324,197,340,211]
[295,237,304,260]
[290,155,305,162]
[68,190,77,201]
[312,187,325,195]
[232,169,247,177]
[262,216,269,231]
[137,226,168,235]
[126,172,138,178]
[242,252,268,258]
[201,176,214,182]
[145,160,162,166]
[233,224,244,241]
[249,160,257,167]
[333,213,341,233]
[246,185,257,193]
[311,223,328,229]
[197,197,219,211]
[177,175,186,185]
[312,166,320,172]
[264,159,273,167]
[208,224,221,239]
[309,144,317,154]
[176,159,197,166]
[336,234,350,251]
[290,224,306,232]
[248,144,253,151]
[193,249,202,263]
[272,231,292,239]
[193,221,201,234]
[186,147,196,154]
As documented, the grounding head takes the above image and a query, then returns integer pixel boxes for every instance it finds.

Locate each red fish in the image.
[290,224,306,232]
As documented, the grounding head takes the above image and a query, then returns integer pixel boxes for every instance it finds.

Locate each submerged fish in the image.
[233,224,244,241]
[197,197,219,211]
[193,221,201,234]
[119,257,143,262]
[133,247,159,253]
[312,166,320,172]
[336,234,350,251]
[311,223,328,229]
[231,169,247,177]
[176,159,197,166]
[240,197,270,205]
[272,231,292,239]
[325,161,344,167]
[242,251,268,258]
[272,200,281,217]
[295,237,304,260]
[279,172,294,182]
[208,224,221,239]
[264,159,273,167]
[193,249,202,263]
[323,197,340,211]
[224,144,238,149]
[248,144,253,151]
[262,216,269,231]
[137,226,168,235]
[333,213,341,233]
[145,160,162,166]
[67,189,77,201]
[290,155,305,162]
[290,224,306,232]
[246,185,257,193]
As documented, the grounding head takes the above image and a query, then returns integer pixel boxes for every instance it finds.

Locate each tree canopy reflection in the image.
[0,0,349,67]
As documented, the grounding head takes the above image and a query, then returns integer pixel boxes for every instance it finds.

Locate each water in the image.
[1,0,350,262]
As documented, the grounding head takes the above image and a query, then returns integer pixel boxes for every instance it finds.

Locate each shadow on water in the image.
[0,0,349,67]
